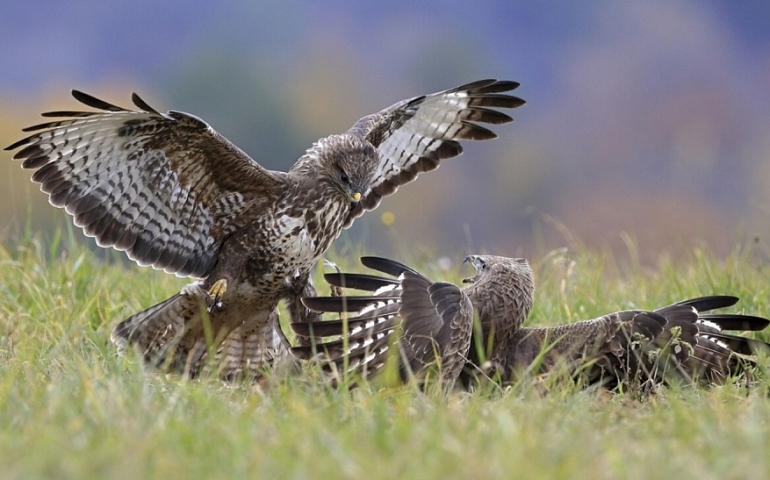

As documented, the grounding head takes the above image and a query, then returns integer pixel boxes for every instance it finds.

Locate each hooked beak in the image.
[348,191,363,211]
[462,255,478,283]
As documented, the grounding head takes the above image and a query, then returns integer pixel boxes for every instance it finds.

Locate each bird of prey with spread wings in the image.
[5,80,525,379]
[293,255,770,392]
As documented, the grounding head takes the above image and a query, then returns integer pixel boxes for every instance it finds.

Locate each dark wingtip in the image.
[71,90,125,112]
[677,296,740,312]
[458,80,525,104]
[5,137,29,151]
[473,79,522,94]
[700,314,770,332]
[289,345,313,360]
[323,272,399,291]
[360,256,419,277]
[131,92,159,114]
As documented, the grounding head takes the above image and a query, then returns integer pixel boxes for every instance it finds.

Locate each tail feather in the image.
[110,285,279,379]
[203,311,296,381]
[110,293,185,347]
[111,293,194,371]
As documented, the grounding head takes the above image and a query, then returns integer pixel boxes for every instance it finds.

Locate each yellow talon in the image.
[209,279,228,298]
[206,279,228,312]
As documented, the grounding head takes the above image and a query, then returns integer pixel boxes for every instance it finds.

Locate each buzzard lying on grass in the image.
[293,255,770,391]
[6,80,524,379]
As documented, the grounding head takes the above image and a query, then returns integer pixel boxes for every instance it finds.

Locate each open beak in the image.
[462,255,478,283]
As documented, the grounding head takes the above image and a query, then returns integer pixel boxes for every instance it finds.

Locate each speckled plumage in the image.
[294,254,770,392]
[6,80,524,378]
[460,257,770,390]
[495,296,770,390]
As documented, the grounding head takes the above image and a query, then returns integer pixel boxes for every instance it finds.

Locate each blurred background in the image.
[1,1,769,265]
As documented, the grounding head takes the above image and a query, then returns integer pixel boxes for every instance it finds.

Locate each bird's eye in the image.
[341,172,350,184]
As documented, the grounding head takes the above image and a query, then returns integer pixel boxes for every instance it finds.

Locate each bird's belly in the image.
[212,281,277,323]
[269,214,321,268]
[240,209,346,294]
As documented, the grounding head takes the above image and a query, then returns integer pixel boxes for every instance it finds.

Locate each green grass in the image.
[2,233,770,480]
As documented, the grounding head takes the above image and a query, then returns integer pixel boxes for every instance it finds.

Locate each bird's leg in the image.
[202,237,249,313]
[287,275,324,347]
[206,279,228,312]
[323,259,343,297]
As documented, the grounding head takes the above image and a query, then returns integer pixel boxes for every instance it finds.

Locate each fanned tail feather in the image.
[111,293,198,374]
[203,312,297,381]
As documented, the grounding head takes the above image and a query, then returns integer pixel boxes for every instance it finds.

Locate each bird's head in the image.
[297,134,378,209]
[462,255,530,284]
[463,255,535,298]
[462,254,535,330]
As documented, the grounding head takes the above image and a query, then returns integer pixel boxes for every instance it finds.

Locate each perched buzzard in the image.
[293,255,770,391]
[6,80,524,379]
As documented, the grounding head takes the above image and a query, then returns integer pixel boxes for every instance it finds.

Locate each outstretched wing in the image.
[502,296,770,388]
[6,90,285,278]
[344,79,525,226]
[293,257,473,384]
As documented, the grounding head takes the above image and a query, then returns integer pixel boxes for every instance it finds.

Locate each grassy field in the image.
[2,231,770,480]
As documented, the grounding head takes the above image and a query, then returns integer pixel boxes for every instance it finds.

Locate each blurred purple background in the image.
[2,1,769,264]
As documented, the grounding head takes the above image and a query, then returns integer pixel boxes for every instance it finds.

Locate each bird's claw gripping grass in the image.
[206,279,228,313]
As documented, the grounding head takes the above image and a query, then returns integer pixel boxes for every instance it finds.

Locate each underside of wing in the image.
[292,255,473,384]
[291,292,403,377]
[6,90,284,277]
[344,79,525,226]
